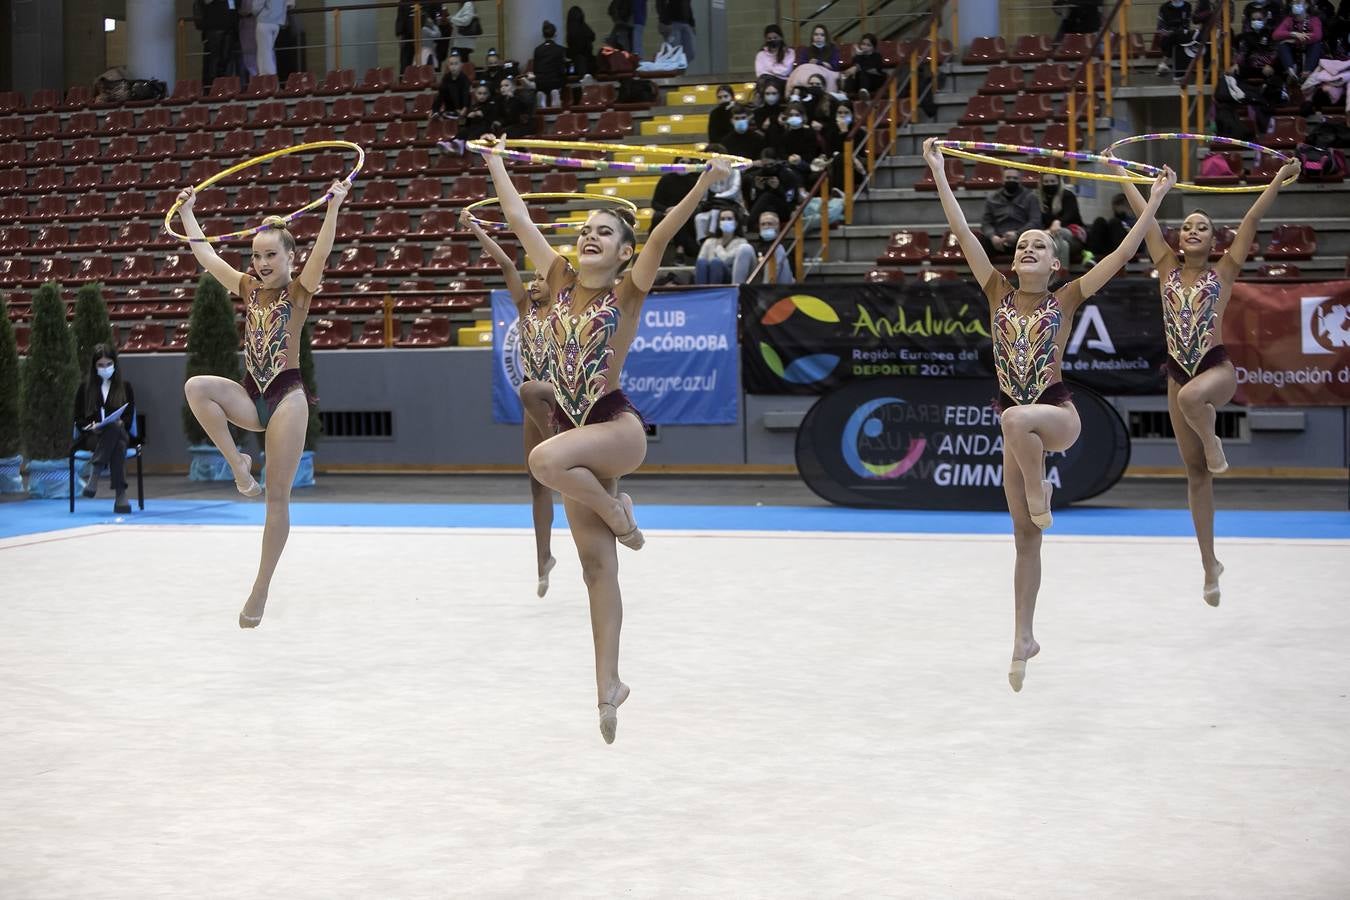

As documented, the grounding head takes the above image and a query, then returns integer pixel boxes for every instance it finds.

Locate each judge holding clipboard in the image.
[75,343,136,514]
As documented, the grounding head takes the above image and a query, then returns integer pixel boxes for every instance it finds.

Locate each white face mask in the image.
[97,364,115,380]
[1252,18,1266,29]
[719,220,737,235]
[759,227,778,241]
[1291,3,1306,14]
[786,115,803,128]
[812,37,826,48]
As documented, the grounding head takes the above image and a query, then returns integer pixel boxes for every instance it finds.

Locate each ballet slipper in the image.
[238,611,263,629]
[1203,561,1224,607]
[614,493,644,551]
[597,681,631,745]
[1029,480,1053,530]
[233,453,262,497]
[1206,436,1229,475]
[1009,639,1040,693]
[537,556,556,598]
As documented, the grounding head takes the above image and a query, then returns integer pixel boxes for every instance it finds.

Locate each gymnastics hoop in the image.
[1103,133,1298,193]
[463,192,640,232]
[465,138,754,174]
[933,140,1162,184]
[163,140,365,243]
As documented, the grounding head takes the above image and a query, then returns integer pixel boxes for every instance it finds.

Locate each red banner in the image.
[1226,281,1350,405]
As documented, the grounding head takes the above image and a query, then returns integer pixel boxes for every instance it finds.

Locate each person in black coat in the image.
[75,343,135,514]
[719,104,765,160]
[532,20,569,107]
[781,101,825,180]
[706,84,736,143]
[194,0,241,84]
[432,52,472,116]
[566,6,596,77]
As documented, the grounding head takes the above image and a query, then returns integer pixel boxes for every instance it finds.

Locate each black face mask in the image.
[1003,181,1022,195]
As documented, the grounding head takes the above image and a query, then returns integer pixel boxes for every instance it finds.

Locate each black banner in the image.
[795,377,1130,510]
[741,278,1168,396]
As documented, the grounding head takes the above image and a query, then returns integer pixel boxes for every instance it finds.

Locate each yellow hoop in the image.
[163,140,365,243]
[465,138,753,174]
[934,140,1162,184]
[463,192,640,232]
[1104,133,1299,193]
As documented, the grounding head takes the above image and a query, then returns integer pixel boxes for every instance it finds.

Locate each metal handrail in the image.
[1057,0,1131,166]
[1175,0,1233,182]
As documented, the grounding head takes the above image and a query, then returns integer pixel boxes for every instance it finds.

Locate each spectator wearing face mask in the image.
[979,168,1040,257]
[823,103,866,188]
[749,210,795,283]
[75,343,136,514]
[781,101,825,179]
[1274,1,1323,80]
[797,24,842,70]
[1086,193,1138,259]
[756,24,795,93]
[1156,0,1196,79]
[694,143,746,241]
[707,84,737,143]
[719,104,765,160]
[1039,174,1086,267]
[753,84,786,143]
[695,209,756,284]
[1243,0,1286,26]
[1235,9,1282,79]
[746,152,802,224]
[795,75,838,129]
[840,33,886,97]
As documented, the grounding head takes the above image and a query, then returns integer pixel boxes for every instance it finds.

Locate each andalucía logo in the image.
[840,397,927,479]
[758,294,841,384]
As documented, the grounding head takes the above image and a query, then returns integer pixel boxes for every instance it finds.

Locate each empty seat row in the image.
[961,32,1158,65]
[957,93,1095,126]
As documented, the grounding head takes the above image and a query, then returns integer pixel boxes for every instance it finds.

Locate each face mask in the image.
[719,220,737,235]
[813,38,826,48]
[787,115,803,128]
[1003,180,1021,194]
[719,97,732,107]
[97,364,114,380]
[766,37,780,47]
[1252,19,1266,29]
[839,114,853,127]
[1292,4,1305,14]
[733,118,750,133]
[1042,182,1059,194]
[764,93,779,105]
[1171,0,1184,6]
[760,227,778,241]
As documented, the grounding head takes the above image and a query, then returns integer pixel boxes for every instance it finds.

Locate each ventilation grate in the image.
[318,410,393,439]
[1128,409,1245,441]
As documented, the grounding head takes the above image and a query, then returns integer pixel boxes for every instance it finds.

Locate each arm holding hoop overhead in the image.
[1114,166,1174,268]
[1222,159,1300,276]
[629,159,730,294]
[478,134,561,276]
[461,209,526,307]
[923,138,996,289]
[1076,167,1175,299]
[175,188,246,294]
[297,179,350,294]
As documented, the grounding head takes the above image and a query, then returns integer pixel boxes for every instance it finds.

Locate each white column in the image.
[125,0,176,85]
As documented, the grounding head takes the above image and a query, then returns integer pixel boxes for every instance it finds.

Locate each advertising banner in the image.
[491,287,740,425]
[1226,281,1350,406]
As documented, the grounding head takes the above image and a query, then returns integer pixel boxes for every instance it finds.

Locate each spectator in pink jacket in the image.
[1274,2,1323,79]
[755,24,795,92]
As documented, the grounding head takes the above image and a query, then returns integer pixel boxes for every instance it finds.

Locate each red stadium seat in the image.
[71,224,110,250]
[68,137,102,163]
[0,257,32,285]
[99,109,136,135]
[958,95,1003,125]
[177,131,216,158]
[1028,63,1071,93]
[170,106,209,133]
[1007,94,1053,123]
[0,167,25,191]
[539,172,580,193]
[105,163,142,189]
[391,148,431,175]
[865,268,906,284]
[28,196,68,221]
[193,188,228,214]
[163,325,190,351]
[0,144,23,170]
[339,122,376,146]
[426,244,470,271]
[415,210,458,238]
[31,169,65,193]
[356,66,397,93]
[962,36,1007,65]
[137,133,177,160]
[400,64,436,89]
[110,221,151,249]
[445,174,488,205]
[309,152,345,180]
[0,91,20,114]
[1264,224,1317,260]
[209,76,241,100]
[1256,262,1302,279]
[875,230,930,265]
[334,245,379,273]
[70,193,107,220]
[34,257,72,281]
[121,322,166,352]
[324,96,366,124]
[978,65,1024,95]
[393,279,437,310]
[575,83,617,111]
[103,135,139,162]
[281,71,316,96]
[29,88,60,112]
[185,159,221,184]
[350,318,388,347]
[63,111,98,136]
[1265,117,1306,150]
[168,79,203,102]
[31,139,63,164]
[291,98,326,124]
[317,68,357,95]
[67,165,103,193]
[311,318,353,347]
[250,101,287,128]
[410,94,435,117]
[593,111,634,139]
[1053,33,1097,61]
[244,74,279,99]
[370,210,413,238]
[34,225,70,252]
[352,179,400,209]
[260,154,303,183]
[471,246,514,272]
[369,94,407,121]
[966,162,1006,190]
[362,150,387,177]
[300,124,337,144]
[395,316,452,347]
[930,230,968,264]
[231,185,271,213]
[110,255,156,282]
[0,226,30,252]
[548,112,587,141]
[374,244,426,275]
[375,120,419,149]
[155,254,198,283]
[992,124,1035,147]
[1007,34,1052,62]
[942,125,984,144]
[217,129,256,157]
[258,127,292,153]
[109,191,148,218]
[914,158,964,191]
[211,104,247,131]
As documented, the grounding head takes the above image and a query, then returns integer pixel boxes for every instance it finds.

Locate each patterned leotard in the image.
[1161,266,1224,380]
[519,298,554,384]
[244,281,294,393]
[547,278,624,428]
[992,288,1067,407]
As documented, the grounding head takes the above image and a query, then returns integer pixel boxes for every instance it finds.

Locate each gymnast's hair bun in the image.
[261,215,289,230]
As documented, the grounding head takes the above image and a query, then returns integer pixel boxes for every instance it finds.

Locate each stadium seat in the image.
[414,210,458,238]
[311,317,353,347]
[374,244,426,276]
[0,91,20,114]
[34,257,72,281]
[1195,151,1244,185]
[930,230,967,264]
[992,124,1035,148]
[356,66,397,93]
[104,163,141,190]
[232,185,271,213]
[257,127,292,153]
[865,268,906,284]
[193,188,228,214]
[352,179,400,209]
[28,196,68,221]
[208,76,241,100]
[244,73,279,99]
[170,106,209,133]
[109,191,148,218]
[0,167,25,191]
[281,71,316,96]
[978,65,1024,95]
[32,169,65,193]
[1257,262,1302,279]
[1007,94,1053,123]
[324,96,366,124]
[1264,224,1317,260]
[136,133,176,160]
[393,279,437,310]
[249,101,287,128]
[31,139,63,164]
[400,64,436,90]
[1027,63,1071,93]
[309,152,345,179]
[28,88,60,114]
[155,254,197,283]
[260,154,303,183]
[875,230,930,265]
[471,246,513,271]
[68,137,102,163]
[211,104,248,131]
[34,225,70,252]
[426,244,470,271]
[70,193,107,220]
[111,255,157,282]
[66,165,103,193]
[291,98,326,124]
[575,83,617,111]
[163,324,190,351]
[167,79,203,102]
[176,131,215,159]
[425,116,458,144]
[317,68,357,95]
[0,226,30,252]
[338,121,376,146]
[98,109,136,136]
[70,224,110,250]
[350,318,387,347]
[0,197,27,221]
[540,172,580,193]
[1007,34,1052,62]
[445,175,487,205]
[185,159,220,184]
[63,111,97,136]
[592,111,634,140]
[1053,33,1097,61]
[965,162,1006,190]
[391,148,432,175]
[362,150,387,177]
[958,95,1003,125]
[334,245,379,273]
[962,35,1007,64]
[913,159,964,191]
[121,322,166,353]
[370,210,413,238]
[375,120,419,149]
[0,257,32,285]
[13,324,29,354]
[0,142,23,168]
[369,94,407,121]
[549,112,588,141]
[0,117,22,142]
[396,316,452,347]
[1265,117,1306,150]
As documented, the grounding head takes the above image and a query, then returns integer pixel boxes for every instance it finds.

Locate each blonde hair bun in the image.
[262,215,288,229]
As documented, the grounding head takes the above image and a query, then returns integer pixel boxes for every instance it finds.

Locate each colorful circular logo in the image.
[840,397,928,480]
[1311,297,1350,352]
[758,294,841,384]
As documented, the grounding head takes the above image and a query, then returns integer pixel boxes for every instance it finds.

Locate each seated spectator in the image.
[432,51,472,117]
[823,102,865,188]
[1274,2,1323,80]
[755,24,795,92]
[1054,0,1103,43]
[480,47,517,92]
[1039,173,1086,267]
[460,81,499,141]
[650,163,702,262]
[748,210,794,283]
[979,169,1040,257]
[1156,0,1197,79]
[533,20,568,108]
[746,152,803,224]
[1243,0,1286,28]
[695,209,755,284]
[840,33,886,98]
[797,24,842,70]
[719,104,765,160]
[781,101,825,180]
[707,84,736,143]
[694,143,746,240]
[567,5,597,77]
[1214,68,1257,140]
[75,343,135,515]
[496,76,535,136]
[1235,8,1282,79]
[795,73,839,126]
[1086,193,1137,259]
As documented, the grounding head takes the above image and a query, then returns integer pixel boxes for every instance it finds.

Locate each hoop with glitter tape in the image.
[163,140,365,243]
[1103,133,1299,193]
[465,138,753,174]
[933,140,1163,184]
[463,192,641,232]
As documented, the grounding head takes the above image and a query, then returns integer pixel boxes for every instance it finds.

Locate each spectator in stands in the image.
[797,24,843,70]
[746,153,803,224]
[823,102,865,189]
[752,82,785,143]
[749,210,794,283]
[480,48,509,91]
[449,1,479,63]
[1235,7,1282,79]
[1274,2,1324,80]
[1054,0,1104,43]
[75,343,135,515]
[496,76,534,136]
[567,6,597,77]
[533,21,569,108]
[755,25,795,92]
[719,104,765,159]
[606,0,633,51]
[461,81,499,142]
[782,101,826,180]
[238,0,258,80]
[1086,193,1137,259]
[650,162,702,261]
[432,51,472,118]
[1156,0,1197,79]
[694,143,746,240]
[840,33,886,98]
[796,74,838,128]
[396,0,418,72]
[1039,174,1087,267]
[1322,0,1350,56]
[194,0,240,85]
[656,0,696,64]
[253,0,287,76]
[707,84,736,143]
[694,209,755,284]
[1243,0,1286,27]
[979,168,1040,257]
[629,0,649,57]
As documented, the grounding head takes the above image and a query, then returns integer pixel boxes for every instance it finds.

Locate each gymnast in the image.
[177,178,349,628]
[1116,157,1301,607]
[477,134,731,742]
[924,137,1175,691]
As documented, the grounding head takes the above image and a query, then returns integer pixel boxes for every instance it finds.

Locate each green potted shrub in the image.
[72,282,113,374]
[262,321,321,488]
[20,283,78,498]
[0,292,23,493]
[182,273,245,481]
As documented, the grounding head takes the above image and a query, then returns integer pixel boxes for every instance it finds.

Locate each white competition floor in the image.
[3,513,1349,898]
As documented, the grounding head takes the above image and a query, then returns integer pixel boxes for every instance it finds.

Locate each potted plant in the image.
[0,292,23,493]
[182,273,245,481]
[72,282,113,373]
[20,283,78,498]
[262,321,321,488]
